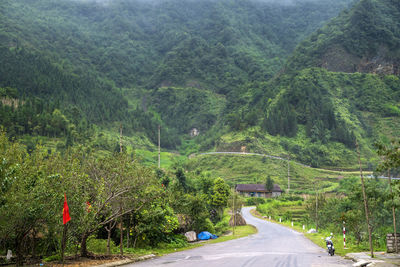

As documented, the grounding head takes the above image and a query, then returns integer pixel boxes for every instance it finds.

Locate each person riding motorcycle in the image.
[325,233,335,256]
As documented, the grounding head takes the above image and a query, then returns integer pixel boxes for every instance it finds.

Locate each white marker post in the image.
[291,221,293,227]
[303,225,305,230]
[279,218,281,223]
[343,221,346,249]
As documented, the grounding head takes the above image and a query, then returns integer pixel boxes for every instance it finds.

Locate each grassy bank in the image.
[250,209,382,255]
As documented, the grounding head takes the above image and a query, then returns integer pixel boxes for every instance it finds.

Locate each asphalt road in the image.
[126,207,353,267]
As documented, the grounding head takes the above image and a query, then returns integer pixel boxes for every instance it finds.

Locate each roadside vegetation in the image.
[0,131,253,266]
[252,164,400,255]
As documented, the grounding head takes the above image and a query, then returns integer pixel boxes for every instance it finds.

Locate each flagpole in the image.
[62,193,71,266]
[61,223,67,267]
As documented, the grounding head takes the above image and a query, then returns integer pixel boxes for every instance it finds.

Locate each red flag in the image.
[63,193,71,224]
[86,201,92,213]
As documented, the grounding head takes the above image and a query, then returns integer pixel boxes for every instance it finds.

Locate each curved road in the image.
[126,207,353,267]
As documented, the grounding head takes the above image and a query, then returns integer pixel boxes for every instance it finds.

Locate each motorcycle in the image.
[325,234,335,256]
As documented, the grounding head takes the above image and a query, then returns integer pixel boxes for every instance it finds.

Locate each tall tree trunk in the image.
[119,220,123,255]
[80,232,90,257]
[31,229,37,259]
[126,226,130,248]
[105,220,117,255]
[315,192,319,232]
[119,203,123,255]
[15,236,24,267]
[106,223,112,255]
[356,141,374,258]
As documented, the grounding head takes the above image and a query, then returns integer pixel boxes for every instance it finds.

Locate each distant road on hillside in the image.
[198,151,311,167]
[196,152,400,179]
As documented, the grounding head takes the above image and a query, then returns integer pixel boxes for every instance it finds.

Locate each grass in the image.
[122,225,257,257]
[135,149,185,169]
[251,209,377,256]
[186,153,372,193]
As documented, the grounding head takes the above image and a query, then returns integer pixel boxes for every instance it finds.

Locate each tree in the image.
[67,152,160,257]
[0,131,63,266]
[356,140,374,258]
[130,200,178,248]
[376,139,400,253]
[175,168,188,192]
[265,176,274,191]
[211,178,230,221]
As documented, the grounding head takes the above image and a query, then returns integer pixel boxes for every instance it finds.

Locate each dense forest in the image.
[0,0,399,165]
[2,0,400,263]
[0,0,368,165]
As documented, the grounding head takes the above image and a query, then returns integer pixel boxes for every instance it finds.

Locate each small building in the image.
[190,128,200,137]
[235,184,283,198]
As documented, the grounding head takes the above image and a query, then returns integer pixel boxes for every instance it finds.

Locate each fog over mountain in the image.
[3,0,397,170]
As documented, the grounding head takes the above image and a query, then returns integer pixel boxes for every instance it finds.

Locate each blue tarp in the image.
[197,231,218,240]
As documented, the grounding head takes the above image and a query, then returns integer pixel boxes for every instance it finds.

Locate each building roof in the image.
[235,183,283,192]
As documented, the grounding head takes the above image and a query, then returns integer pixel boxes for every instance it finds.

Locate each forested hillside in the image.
[3,0,400,262]
[247,0,400,167]
[286,0,400,74]
[2,0,399,168]
[0,0,353,152]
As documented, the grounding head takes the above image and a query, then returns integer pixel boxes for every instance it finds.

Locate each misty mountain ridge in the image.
[0,0,398,168]
[287,0,400,75]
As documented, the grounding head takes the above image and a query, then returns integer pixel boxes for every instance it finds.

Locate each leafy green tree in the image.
[266,176,274,191]
[376,139,400,252]
[0,132,40,265]
[73,152,159,256]
[131,200,179,248]
[175,168,188,192]
[211,178,230,221]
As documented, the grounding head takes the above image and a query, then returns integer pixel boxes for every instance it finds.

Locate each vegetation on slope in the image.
[0,0,354,152]
[286,0,400,74]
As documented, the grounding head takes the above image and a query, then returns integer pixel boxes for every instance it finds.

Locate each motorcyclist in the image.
[325,233,335,256]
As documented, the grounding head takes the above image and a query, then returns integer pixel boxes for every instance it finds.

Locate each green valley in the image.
[1,0,400,263]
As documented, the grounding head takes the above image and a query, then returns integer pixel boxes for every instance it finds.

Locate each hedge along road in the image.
[125,207,353,267]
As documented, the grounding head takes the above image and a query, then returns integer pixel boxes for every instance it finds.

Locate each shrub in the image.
[246,197,265,206]
[157,234,188,249]
[87,237,118,254]
[214,220,229,236]
[43,254,61,262]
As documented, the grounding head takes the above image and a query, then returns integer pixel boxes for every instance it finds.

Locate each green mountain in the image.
[0,0,352,143]
[287,0,400,74]
[246,0,400,167]
[1,0,399,170]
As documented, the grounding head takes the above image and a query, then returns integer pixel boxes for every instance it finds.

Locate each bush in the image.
[245,197,265,206]
[214,220,229,236]
[87,237,118,254]
[157,234,188,249]
[43,254,61,262]
[200,218,216,234]
[278,195,303,202]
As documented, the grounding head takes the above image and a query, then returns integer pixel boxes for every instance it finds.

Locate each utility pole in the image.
[315,180,319,232]
[119,125,123,255]
[287,154,290,194]
[119,124,123,153]
[233,189,235,236]
[356,140,374,258]
[158,125,161,168]
[388,169,398,253]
